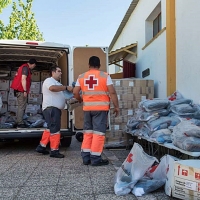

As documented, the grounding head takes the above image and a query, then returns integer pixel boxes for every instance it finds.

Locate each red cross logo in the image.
[84,75,98,90]
[126,153,133,163]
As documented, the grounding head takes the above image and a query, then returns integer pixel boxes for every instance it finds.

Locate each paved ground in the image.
[0,136,178,200]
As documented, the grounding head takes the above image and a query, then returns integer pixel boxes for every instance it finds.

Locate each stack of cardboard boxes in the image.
[105,78,154,148]
[1,70,50,117]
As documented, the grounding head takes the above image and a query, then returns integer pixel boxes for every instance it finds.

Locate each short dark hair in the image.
[50,65,59,76]
[28,58,37,64]
[89,56,100,68]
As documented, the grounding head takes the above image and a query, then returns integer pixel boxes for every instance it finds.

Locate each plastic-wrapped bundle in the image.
[189,118,200,126]
[29,119,46,128]
[0,123,14,129]
[172,121,200,151]
[169,98,192,106]
[126,117,140,130]
[170,104,197,116]
[132,178,165,197]
[27,114,43,123]
[146,116,181,132]
[141,99,169,112]
[150,129,172,143]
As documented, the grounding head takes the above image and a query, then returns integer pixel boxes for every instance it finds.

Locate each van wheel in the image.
[76,132,83,142]
[60,136,72,147]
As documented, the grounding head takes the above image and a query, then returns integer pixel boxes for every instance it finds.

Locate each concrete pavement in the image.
[0,137,177,200]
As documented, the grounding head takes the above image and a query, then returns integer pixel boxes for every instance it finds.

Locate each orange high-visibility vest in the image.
[78,69,110,111]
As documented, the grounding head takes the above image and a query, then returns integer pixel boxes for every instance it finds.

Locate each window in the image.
[145,2,162,44]
[153,13,162,37]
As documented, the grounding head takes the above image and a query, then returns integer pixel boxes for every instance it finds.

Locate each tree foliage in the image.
[0,0,44,41]
[0,0,12,13]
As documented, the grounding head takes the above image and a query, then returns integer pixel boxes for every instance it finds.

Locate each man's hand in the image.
[24,92,28,97]
[66,86,73,92]
[113,107,119,117]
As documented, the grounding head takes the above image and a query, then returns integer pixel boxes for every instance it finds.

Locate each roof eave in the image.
[109,0,140,52]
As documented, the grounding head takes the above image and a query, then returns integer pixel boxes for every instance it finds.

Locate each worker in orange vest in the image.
[73,56,119,166]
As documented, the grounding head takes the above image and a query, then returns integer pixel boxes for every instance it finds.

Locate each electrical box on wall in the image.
[142,68,150,78]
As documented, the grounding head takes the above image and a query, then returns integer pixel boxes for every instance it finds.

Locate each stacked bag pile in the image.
[126,91,200,152]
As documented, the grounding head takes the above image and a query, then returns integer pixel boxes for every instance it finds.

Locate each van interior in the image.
[0,43,73,146]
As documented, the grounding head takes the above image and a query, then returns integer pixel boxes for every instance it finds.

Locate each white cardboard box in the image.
[30,82,41,93]
[165,155,180,196]
[8,105,18,113]
[28,93,42,104]
[165,157,200,200]
[0,91,8,102]
[172,160,200,200]
[0,79,10,90]
[0,103,8,114]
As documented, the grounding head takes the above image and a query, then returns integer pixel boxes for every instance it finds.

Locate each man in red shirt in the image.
[11,58,37,128]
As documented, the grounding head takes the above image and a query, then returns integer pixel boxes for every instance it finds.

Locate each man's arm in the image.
[107,84,119,117]
[49,85,73,92]
[21,74,27,91]
[73,86,82,103]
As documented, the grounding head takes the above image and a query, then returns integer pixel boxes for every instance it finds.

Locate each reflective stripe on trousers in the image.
[81,111,108,156]
[40,130,60,150]
[81,130,105,156]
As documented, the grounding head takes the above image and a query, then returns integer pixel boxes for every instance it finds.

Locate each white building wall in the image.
[111,0,167,98]
[176,0,200,103]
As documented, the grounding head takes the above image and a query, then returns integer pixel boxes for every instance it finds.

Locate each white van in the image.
[0,40,108,147]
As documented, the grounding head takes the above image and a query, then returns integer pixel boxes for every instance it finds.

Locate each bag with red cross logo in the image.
[114,143,158,196]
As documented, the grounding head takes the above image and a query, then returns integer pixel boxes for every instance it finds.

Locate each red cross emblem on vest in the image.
[84,75,98,90]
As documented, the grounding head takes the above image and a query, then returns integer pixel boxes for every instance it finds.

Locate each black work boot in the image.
[35,144,49,155]
[50,150,65,158]
[91,159,109,166]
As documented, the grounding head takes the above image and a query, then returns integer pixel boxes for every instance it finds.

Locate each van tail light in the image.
[26,42,38,45]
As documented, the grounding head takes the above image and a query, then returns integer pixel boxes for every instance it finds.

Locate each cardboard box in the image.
[165,155,180,196]
[0,79,10,91]
[0,103,8,114]
[31,71,41,82]
[28,93,42,104]
[25,104,41,114]
[8,105,18,113]
[10,71,17,79]
[165,157,200,200]
[41,71,50,81]
[30,82,41,94]
[104,130,128,148]
[172,160,200,200]
[8,90,15,100]
[0,91,8,102]
[8,99,18,106]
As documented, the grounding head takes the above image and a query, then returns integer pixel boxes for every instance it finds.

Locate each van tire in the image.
[60,136,72,147]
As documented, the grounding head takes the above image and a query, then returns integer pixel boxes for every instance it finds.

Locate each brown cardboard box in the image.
[10,71,17,79]
[41,71,50,81]
[31,71,41,82]
[104,130,128,148]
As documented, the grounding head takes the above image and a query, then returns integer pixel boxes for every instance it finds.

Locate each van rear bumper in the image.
[0,129,75,139]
